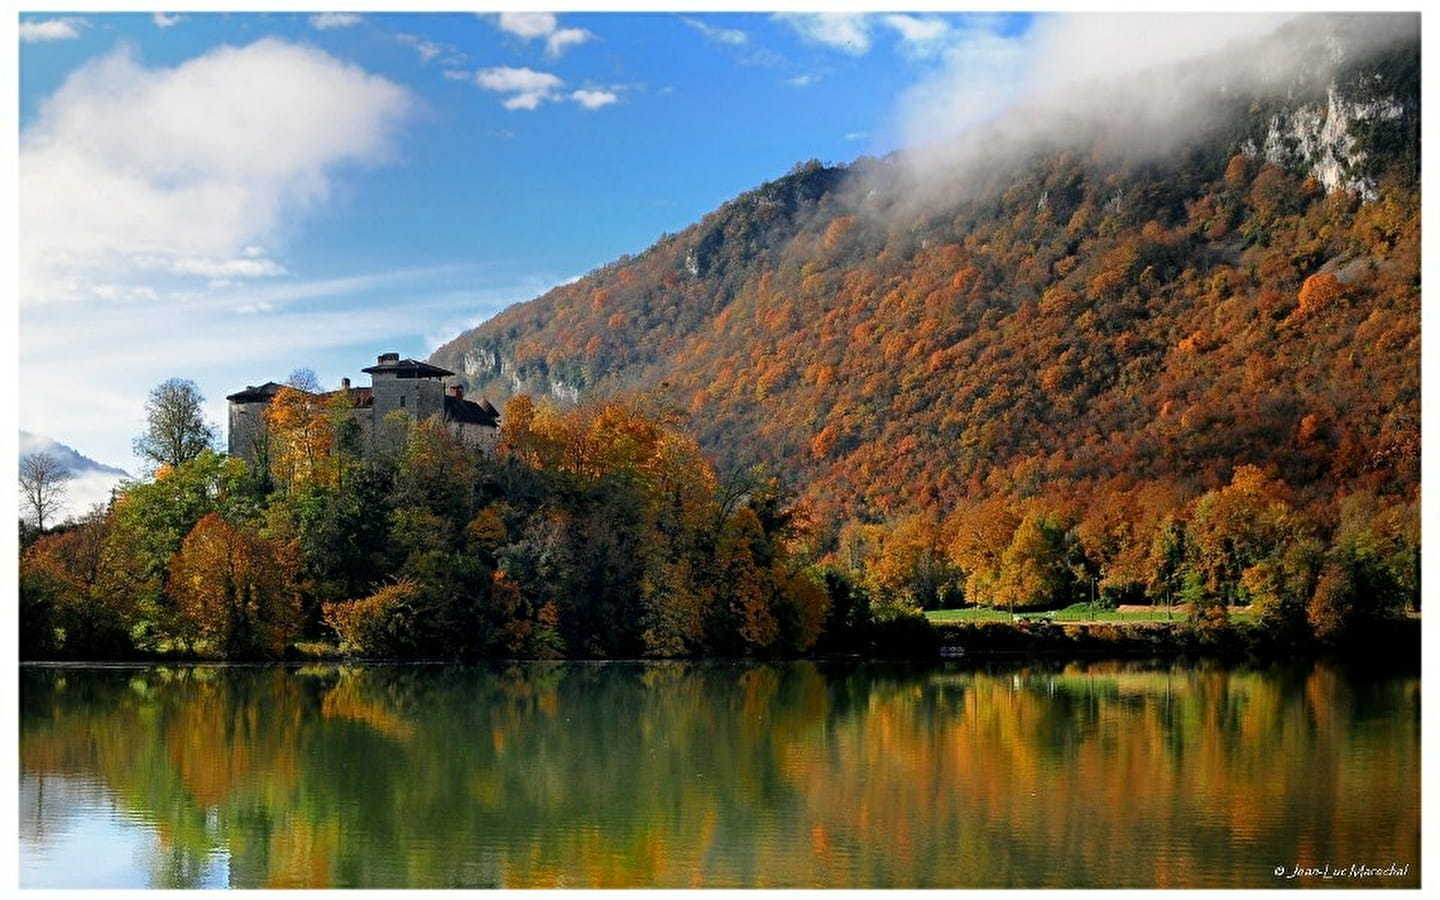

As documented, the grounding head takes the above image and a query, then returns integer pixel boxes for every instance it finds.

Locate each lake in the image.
[18,659,1419,889]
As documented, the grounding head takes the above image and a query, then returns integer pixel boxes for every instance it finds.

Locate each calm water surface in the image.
[18,659,1419,889]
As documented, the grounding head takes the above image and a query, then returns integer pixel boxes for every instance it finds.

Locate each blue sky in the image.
[13,6,1332,508]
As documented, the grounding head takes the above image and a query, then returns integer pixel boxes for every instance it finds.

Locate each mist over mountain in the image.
[19,430,132,520]
[431,13,1418,542]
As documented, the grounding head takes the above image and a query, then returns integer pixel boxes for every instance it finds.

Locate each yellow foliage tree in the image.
[264,386,336,493]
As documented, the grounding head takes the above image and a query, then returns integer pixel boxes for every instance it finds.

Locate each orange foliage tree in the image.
[168,512,301,657]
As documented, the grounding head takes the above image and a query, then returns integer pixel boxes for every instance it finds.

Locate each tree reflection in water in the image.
[18,660,1420,889]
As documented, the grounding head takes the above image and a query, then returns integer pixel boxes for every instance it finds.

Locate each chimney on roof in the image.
[447,384,464,399]
[378,352,400,365]
[341,377,351,391]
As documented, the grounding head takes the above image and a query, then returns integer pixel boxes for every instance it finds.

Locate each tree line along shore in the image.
[19,376,1417,664]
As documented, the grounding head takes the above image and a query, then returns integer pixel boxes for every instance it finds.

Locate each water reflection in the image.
[19,660,1419,888]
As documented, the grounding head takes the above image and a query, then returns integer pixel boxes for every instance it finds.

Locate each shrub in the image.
[324,579,422,657]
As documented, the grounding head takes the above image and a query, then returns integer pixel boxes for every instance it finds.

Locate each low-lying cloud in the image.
[887,12,1417,202]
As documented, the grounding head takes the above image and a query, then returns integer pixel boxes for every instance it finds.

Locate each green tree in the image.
[1145,515,1188,618]
[1307,492,1415,644]
[107,450,257,648]
[133,378,218,473]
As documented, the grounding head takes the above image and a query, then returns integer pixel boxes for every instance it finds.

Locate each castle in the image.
[226,352,500,464]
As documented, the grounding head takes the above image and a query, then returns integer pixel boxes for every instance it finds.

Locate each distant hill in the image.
[19,431,132,520]
[20,431,131,478]
[431,14,1419,540]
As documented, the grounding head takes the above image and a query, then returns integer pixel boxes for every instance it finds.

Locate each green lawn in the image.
[925,603,1254,624]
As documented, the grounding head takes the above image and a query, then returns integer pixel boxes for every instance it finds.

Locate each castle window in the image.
[400,395,406,408]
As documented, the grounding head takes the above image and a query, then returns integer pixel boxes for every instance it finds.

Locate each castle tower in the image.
[363,352,453,423]
[224,381,286,465]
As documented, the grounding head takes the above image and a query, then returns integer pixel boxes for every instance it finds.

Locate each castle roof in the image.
[323,386,373,408]
[225,381,287,403]
[445,394,501,427]
[361,353,453,379]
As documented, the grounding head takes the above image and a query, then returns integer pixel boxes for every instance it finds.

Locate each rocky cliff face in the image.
[1239,14,1418,200]
[1252,75,1413,200]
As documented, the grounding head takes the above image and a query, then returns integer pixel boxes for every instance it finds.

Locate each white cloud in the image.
[492,12,592,57]
[309,12,363,31]
[683,17,747,46]
[884,15,947,44]
[396,33,444,63]
[20,39,413,308]
[546,27,593,58]
[872,13,1431,221]
[571,89,617,110]
[58,471,131,523]
[496,12,556,40]
[472,66,564,110]
[153,13,185,30]
[19,18,83,42]
[137,254,288,279]
[775,13,872,55]
[787,74,820,88]
[884,14,950,58]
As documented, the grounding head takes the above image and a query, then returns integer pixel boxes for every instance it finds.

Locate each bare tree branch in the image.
[19,452,71,531]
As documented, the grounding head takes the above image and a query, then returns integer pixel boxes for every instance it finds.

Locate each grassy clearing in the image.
[925,603,1255,624]
[925,607,1015,623]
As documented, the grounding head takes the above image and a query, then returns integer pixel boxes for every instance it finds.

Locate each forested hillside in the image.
[432,16,1419,621]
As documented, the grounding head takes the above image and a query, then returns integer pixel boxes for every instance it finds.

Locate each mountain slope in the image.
[431,16,1419,538]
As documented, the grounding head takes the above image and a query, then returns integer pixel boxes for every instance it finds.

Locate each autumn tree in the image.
[1293,272,1343,319]
[264,385,336,493]
[1186,465,1301,613]
[20,507,137,658]
[102,450,260,648]
[947,499,1021,609]
[710,507,776,653]
[861,515,959,613]
[133,378,218,473]
[993,508,1075,613]
[167,512,301,658]
[323,578,422,657]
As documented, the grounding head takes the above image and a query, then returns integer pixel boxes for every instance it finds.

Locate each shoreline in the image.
[19,616,1420,668]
